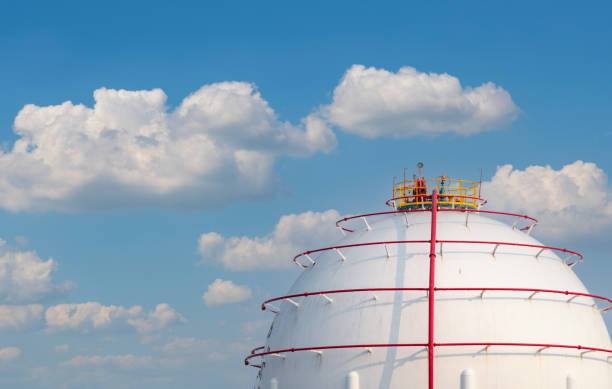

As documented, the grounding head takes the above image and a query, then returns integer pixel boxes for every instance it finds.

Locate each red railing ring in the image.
[293,240,583,269]
[336,209,538,233]
[245,342,612,367]
[261,287,427,312]
[261,287,612,313]
[251,346,265,354]
[385,194,487,209]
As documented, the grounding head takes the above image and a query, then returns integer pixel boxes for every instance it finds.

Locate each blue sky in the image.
[0,1,610,388]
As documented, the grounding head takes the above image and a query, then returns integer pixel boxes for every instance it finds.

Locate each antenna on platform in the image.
[417,162,424,178]
[478,168,483,198]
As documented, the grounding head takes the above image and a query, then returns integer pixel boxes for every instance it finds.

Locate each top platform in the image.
[391,177,481,210]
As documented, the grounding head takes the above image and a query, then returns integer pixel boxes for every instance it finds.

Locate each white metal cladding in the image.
[251,211,612,388]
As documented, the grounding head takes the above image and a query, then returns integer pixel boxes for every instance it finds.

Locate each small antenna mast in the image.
[403,168,407,197]
[478,168,483,198]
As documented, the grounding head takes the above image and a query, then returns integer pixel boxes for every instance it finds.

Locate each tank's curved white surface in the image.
[251,210,611,388]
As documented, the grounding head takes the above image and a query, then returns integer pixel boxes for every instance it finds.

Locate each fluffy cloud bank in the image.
[0,304,43,330]
[0,244,73,303]
[0,83,336,211]
[198,209,342,270]
[321,64,518,138]
[45,302,184,333]
[483,161,612,238]
[0,346,21,361]
[127,303,186,334]
[202,279,252,306]
[0,65,520,212]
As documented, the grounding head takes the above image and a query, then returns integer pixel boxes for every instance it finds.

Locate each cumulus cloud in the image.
[202,279,252,306]
[0,346,21,361]
[45,302,141,331]
[45,302,184,334]
[0,66,521,211]
[198,209,342,270]
[0,83,336,212]
[0,247,73,303]
[0,304,43,330]
[483,161,612,238]
[320,64,518,138]
[127,303,186,334]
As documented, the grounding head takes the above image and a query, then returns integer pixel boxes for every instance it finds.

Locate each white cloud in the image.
[0,304,43,330]
[0,83,336,212]
[0,248,73,303]
[198,209,342,270]
[60,354,157,370]
[0,346,21,361]
[0,66,519,212]
[45,302,142,331]
[202,279,252,306]
[483,161,612,238]
[321,64,518,138]
[45,302,184,334]
[127,303,186,334]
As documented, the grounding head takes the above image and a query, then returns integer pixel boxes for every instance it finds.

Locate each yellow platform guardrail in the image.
[392,178,480,210]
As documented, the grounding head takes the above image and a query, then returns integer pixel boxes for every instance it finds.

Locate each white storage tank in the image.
[245,173,612,388]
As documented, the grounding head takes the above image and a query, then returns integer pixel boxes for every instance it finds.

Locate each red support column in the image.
[428,190,438,389]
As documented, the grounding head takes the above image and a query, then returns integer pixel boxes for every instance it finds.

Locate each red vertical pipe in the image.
[428,190,438,389]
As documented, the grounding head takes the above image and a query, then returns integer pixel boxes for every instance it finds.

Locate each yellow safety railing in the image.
[392,178,480,210]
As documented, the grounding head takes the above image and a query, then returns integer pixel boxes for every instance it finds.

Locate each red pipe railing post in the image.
[428,190,438,389]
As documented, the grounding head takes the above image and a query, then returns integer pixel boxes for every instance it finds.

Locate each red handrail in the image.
[293,240,582,269]
[245,342,612,366]
[261,287,612,312]
[261,287,428,310]
[439,240,582,266]
[293,240,429,268]
[250,346,265,355]
[336,209,537,233]
[245,343,428,366]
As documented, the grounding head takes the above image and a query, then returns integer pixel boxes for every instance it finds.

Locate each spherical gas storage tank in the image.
[245,176,612,389]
